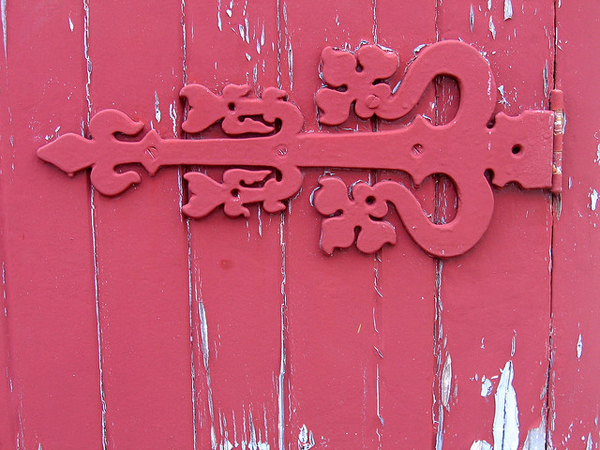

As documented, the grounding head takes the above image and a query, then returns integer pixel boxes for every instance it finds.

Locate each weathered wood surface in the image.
[1,1,597,449]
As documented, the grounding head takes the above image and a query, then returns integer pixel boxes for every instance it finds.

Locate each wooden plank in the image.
[374,2,438,448]
[436,2,554,449]
[86,1,194,448]
[551,2,600,448]
[0,2,103,449]
[184,3,284,450]
[280,3,382,449]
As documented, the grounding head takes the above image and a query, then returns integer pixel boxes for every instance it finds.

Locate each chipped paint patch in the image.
[589,188,599,211]
[577,333,583,359]
[493,361,519,450]
[504,0,513,20]
[481,376,493,397]
[68,16,74,32]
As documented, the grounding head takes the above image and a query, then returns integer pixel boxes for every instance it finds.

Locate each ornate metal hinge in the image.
[37,40,559,258]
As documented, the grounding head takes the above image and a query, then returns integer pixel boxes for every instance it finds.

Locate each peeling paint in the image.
[522,419,546,450]
[441,354,452,410]
[470,440,492,450]
[371,0,378,44]
[498,85,509,107]
[169,102,178,137]
[587,432,593,450]
[577,333,583,359]
[493,361,519,450]
[1,0,6,59]
[196,274,216,449]
[543,61,549,98]
[470,4,475,33]
[511,331,516,357]
[297,425,314,450]
[68,16,74,32]
[217,0,222,31]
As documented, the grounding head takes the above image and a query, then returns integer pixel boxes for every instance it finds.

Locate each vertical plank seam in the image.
[433,2,445,449]
[180,1,198,448]
[278,212,287,450]
[276,3,287,450]
[371,4,384,447]
[0,10,17,444]
[546,0,560,446]
[83,0,108,447]
[90,189,108,450]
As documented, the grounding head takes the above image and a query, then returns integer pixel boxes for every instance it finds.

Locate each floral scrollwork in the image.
[184,165,303,219]
[312,177,397,254]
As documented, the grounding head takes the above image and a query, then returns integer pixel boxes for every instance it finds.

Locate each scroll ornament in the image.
[37,41,559,258]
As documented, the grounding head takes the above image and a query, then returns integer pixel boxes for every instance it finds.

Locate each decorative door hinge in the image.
[37,40,557,258]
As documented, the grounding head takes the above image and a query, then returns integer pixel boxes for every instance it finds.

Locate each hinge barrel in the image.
[551,89,565,193]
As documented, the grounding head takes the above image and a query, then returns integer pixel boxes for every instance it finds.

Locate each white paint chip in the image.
[481,376,493,397]
[154,92,161,123]
[590,189,599,211]
[488,16,496,39]
[169,102,177,137]
[493,361,519,450]
[511,331,516,357]
[68,17,74,32]
[577,334,583,359]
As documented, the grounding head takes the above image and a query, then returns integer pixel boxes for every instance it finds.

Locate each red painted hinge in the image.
[37,40,556,258]
[550,89,565,194]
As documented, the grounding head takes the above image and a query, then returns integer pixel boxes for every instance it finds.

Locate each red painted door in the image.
[0,1,598,449]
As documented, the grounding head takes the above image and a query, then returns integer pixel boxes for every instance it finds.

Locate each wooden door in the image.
[1,1,598,449]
